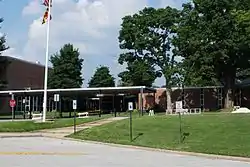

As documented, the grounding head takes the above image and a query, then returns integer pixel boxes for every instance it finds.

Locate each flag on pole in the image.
[42,0,52,7]
[42,8,52,24]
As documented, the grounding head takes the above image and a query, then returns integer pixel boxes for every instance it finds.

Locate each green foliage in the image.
[0,17,9,89]
[174,0,250,107]
[88,66,115,87]
[0,18,8,54]
[48,43,83,89]
[180,60,221,87]
[118,7,181,88]
[118,58,161,87]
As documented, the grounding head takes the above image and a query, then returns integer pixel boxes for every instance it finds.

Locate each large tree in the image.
[174,0,250,108]
[88,66,115,87]
[118,58,161,87]
[48,43,83,89]
[118,7,181,113]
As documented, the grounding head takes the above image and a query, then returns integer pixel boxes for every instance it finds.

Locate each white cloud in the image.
[22,0,43,16]
[18,0,184,86]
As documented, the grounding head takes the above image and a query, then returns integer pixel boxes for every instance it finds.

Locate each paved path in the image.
[0,137,249,167]
[40,117,128,138]
[0,117,128,138]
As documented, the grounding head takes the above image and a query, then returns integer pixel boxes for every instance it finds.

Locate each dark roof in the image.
[1,55,53,69]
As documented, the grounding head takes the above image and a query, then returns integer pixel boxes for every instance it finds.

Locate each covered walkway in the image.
[0,86,156,119]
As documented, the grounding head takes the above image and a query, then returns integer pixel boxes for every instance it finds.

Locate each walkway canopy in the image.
[0,86,156,96]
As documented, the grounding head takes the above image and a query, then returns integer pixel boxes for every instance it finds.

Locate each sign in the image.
[128,102,133,111]
[9,99,16,108]
[176,101,183,109]
[73,100,77,110]
[54,94,60,102]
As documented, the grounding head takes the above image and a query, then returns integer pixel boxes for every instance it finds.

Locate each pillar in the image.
[140,87,144,116]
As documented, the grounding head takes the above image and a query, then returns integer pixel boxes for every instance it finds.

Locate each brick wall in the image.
[139,87,224,111]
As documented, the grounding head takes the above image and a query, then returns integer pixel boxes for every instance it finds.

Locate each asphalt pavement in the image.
[0,137,249,167]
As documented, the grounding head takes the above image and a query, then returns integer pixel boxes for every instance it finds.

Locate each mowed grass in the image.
[0,115,111,132]
[70,113,250,157]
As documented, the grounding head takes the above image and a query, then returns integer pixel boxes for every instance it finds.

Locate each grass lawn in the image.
[70,112,250,157]
[0,114,111,132]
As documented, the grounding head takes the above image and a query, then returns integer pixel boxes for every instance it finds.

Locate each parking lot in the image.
[0,137,249,167]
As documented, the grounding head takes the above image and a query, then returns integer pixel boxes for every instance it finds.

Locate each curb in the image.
[0,133,43,138]
[44,135,250,163]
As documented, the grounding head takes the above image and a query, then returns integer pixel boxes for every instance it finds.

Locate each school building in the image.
[0,56,249,118]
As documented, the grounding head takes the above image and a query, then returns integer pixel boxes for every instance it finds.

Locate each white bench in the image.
[32,113,42,120]
[233,106,240,111]
[78,112,89,118]
[148,110,154,116]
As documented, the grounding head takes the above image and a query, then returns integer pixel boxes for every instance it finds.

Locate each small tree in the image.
[88,66,115,87]
[48,43,83,117]
[0,17,9,89]
[0,18,8,54]
[48,43,83,89]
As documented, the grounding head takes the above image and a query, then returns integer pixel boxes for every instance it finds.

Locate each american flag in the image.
[42,0,52,7]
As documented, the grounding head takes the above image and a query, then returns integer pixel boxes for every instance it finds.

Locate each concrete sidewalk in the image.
[0,117,128,138]
[40,117,127,138]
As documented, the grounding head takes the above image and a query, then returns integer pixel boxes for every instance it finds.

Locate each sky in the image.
[0,0,187,87]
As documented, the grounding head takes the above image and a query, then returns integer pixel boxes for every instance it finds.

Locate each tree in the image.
[0,18,8,54]
[174,1,250,109]
[88,66,115,87]
[48,43,83,89]
[0,17,9,89]
[118,58,161,87]
[118,7,181,113]
[180,60,220,87]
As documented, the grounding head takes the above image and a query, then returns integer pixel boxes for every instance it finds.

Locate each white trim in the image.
[0,86,153,94]
[158,86,223,90]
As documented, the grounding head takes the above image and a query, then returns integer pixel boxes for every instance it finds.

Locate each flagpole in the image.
[42,0,51,122]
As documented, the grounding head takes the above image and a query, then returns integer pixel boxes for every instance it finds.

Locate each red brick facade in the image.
[139,87,225,111]
[0,56,46,114]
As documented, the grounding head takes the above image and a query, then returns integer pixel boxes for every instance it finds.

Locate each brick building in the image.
[0,56,46,114]
[140,85,248,112]
[1,56,250,116]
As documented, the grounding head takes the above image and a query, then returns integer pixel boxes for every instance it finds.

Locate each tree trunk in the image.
[223,76,235,109]
[165,88,172,114]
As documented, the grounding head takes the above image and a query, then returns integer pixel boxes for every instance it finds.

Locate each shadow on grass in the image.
[132,132,144,142]
[181,132,190,143]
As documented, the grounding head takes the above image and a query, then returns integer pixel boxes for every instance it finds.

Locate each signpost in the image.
[176,101,183,143]
[54,94,60,119]
[9,98,16,120]
[176,101,183,111]
[128,102,133,142]
[72,100,77,134]
[22,99,26,119]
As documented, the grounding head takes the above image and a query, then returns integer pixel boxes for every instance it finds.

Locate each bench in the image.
[233,106,240,111]
[148,110,154,116]
[32,113,42,120]
[88,110,101,116]
[78,112,89,118]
